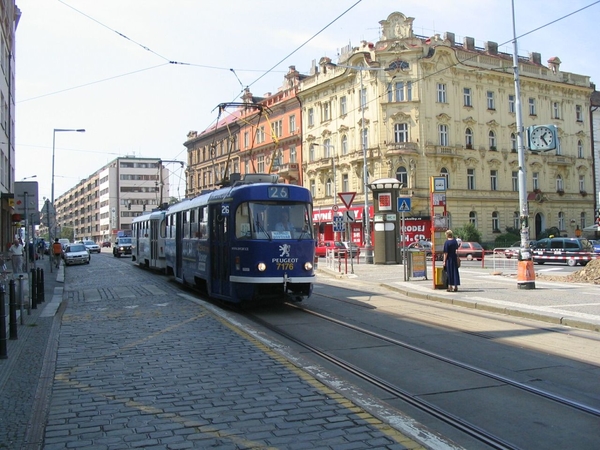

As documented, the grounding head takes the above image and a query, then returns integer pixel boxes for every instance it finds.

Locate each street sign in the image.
[398,197,411,212]
[338,192,356,209]
[345,210,355,222]
[333,215,345,232]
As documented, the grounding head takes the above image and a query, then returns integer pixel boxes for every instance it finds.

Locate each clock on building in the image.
[528,125,557,151]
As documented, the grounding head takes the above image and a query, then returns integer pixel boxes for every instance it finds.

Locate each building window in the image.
[463,87,472,107]
[552,101,561,119]
[487,91,495,110]
[490,170,498,191]
[342,174,349,192]
[308,108,314,126]
[512,171,518,191]
[406,81,412,101]
[575,104,583,122]
[437,83,447,103]
[256,126,265,144]
[556,137,562,155]
[513,211,519,229]
[243,132,249,149]
[341,135,348,155]
[508,94,515,113]
[361,128,369,149]
[272,120,282,138]
[528,98,536,116]
[465,128,474,148]
[558,212,565,230]
[340,96,347,116]
[322,102,331,121]
[577,140,584,158]
[438,124,449,146]
[469,211,477,227]
[579,175,585,192]
[310,179,316,197]
[394,123,408,143]
[323,139,332,158]
[289,115,296,134]
[326,178,333,197]
[488,130,497,149]
[290,146,297,163]
[580,211,586,229]
[532,172,539,191]
[510,133,517,152]
[360,87,367,109]
[309,144,315,162]
[257,155,265,173]
[556,174,563,192]
[467,168,475,190]
[389,82,405,102]
[492,212,500,232]
[395,166,408,187]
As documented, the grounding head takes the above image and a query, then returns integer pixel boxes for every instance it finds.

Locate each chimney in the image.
[485,41,498,55]
[529,52,542,65]
[547,56,561,74]
[464,37,475,51]
[444,32,455,46]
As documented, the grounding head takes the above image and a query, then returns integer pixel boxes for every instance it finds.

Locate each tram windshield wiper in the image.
[255,216,271,241]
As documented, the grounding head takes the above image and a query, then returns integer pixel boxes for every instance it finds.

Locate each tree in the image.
[454,223,481,243]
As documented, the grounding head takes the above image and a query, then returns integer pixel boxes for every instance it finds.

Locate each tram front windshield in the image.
[235,202,313,240]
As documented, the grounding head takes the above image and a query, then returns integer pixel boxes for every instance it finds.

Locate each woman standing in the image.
[443,229,460,292]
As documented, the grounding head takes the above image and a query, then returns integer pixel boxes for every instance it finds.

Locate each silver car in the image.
[63,244,91,266]
[82,240,101,253]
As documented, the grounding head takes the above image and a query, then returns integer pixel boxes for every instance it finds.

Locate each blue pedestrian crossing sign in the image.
[333,215,345,232]
[397,197,411,212]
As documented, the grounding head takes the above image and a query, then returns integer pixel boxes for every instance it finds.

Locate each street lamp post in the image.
[50,128,85,272]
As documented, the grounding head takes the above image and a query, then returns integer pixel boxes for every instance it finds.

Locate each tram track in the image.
[245,296,600,450]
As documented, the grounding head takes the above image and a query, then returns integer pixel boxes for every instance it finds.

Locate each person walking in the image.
[52,238,63,269]
[37,238,45,260]
[442,229,461,292]
[9,238,24,274]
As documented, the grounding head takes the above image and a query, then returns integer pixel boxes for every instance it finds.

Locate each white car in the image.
[63,243,91,266]
[81,240,101,253]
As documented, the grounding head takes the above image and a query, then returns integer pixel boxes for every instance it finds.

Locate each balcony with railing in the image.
[385,141,418,156]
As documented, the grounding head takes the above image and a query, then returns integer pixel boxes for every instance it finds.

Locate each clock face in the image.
[530,126,555,150]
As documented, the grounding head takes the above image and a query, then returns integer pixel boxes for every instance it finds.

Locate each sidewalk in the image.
[0,256,64,448]
[318,257,600,333]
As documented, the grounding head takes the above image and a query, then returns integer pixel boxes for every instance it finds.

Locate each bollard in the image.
[30,268,37,310]
[37,268,45,303]
[9,279,17,340]
[0,285,7,358]
[18,275,27,321]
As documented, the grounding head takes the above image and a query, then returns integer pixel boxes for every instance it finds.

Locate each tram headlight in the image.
[304,262,313,271]
[257,262,267,272]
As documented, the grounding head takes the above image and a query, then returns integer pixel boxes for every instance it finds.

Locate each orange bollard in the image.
[517,259,536,289]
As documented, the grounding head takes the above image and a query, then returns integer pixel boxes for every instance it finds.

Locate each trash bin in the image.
[434,266,447,289]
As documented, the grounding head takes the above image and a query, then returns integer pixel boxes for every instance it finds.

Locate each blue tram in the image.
[132,210,167,271]
[132,174,316,304]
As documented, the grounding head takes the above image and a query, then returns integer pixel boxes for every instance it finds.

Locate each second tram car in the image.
[132,174,316,304]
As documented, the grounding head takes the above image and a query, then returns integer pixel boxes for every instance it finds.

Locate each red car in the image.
[456,241,485,260]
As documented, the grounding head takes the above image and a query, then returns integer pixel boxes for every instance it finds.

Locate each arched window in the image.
[465,128,474,148]
[341,135,348,155]
[489,130,497,149]
[469,211,477,227]
[492,211,500,232]
[395,166,408,187]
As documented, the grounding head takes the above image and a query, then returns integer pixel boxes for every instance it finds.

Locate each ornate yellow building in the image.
[299,12,594,245]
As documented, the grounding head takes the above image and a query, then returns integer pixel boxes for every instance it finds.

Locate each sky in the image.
[14,0,600,210]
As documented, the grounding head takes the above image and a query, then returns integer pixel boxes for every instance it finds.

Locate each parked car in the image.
[81,240,101,253]
[456,241,485,260]
[341,241,361,258]
[407,240,433,258]
[63,243,90,266]
[101,241,111,248]
[504,240,537,259]
[315,240,350,257]
[589,239,600,254]
[531,237,595,266]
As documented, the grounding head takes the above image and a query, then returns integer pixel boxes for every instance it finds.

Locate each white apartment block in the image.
[55,157,170,243]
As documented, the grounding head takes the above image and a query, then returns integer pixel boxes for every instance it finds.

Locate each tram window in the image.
[183,210,191,239]
[191,208,199,237]
[235,203,251,238]
[199,206,208,239]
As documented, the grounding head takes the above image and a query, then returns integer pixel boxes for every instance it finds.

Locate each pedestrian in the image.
[442,229,460,292]
[52,238,63,269]
[9,238,24,274]
[275,210,294,231]
[37,238,45,260]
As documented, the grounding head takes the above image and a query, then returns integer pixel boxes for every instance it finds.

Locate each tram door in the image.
[150,218,159,267]
[209,203,230,297]
[175,211,183,279]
